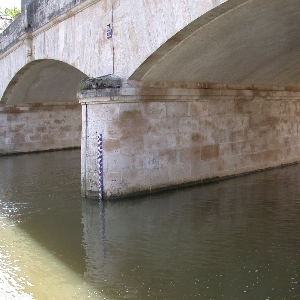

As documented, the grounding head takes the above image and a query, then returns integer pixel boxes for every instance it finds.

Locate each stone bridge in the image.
[1,0,300,198]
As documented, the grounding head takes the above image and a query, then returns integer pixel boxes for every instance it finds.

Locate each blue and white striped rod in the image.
[97,133,103,200]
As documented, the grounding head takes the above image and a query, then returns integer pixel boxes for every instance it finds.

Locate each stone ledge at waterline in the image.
[79,81,300,199]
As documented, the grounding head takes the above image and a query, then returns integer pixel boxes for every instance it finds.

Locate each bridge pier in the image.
[0,102,81,155]
[79,81,300,199]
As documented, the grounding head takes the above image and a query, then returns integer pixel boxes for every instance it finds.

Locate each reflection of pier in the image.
[80,169,300,298]
[99,200,106,257]
[81,199,107,285]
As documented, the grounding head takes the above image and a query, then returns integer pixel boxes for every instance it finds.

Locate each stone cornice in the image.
[78,81,300,104]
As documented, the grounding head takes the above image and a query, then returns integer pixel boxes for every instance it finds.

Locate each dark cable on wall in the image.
[110,0,115,74]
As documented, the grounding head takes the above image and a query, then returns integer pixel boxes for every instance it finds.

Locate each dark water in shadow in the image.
[0,150,300,299]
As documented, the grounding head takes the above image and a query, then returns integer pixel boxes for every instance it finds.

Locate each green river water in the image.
[0,150,299,299]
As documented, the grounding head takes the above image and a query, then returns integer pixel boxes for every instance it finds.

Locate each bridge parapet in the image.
[25,0,86,31]
[0,0,88,55]
[0,14,24,54]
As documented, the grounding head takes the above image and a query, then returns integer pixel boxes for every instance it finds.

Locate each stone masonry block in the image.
[167,133,190,149]
[144,166,170,189]
[142,102,167,119]
[144,134,169,152]
[251,137,268,153]
[217,115,235,130]
[235,100,262,114]
[60,139,78,148]
[110,116,146,137]
[211,129,231,144]
[219,143,233,157]
[190,132,206,147]
[219,141,251,157]
[201,144,220,160]
[9,123,26,133]
[105,120,123,138]
[11,132,26,143]
[166,102,188,117]
[229,130,247,143]
[168,163,191,184]
[208,100,235,116]
[180,146,201,163]
[178,117,199,133]
[190,160,211,179]
[142,152,160,170]
[104,154,137,173]
[234,115,250,130]
[260,149,283,166]
[119,103,142,120]
[217,156,239,174]
[104,139,121,154]
[147,117,179,135]
[121,169,146,190]
[28,133,42,142]
[249,114,277,128]
[158,149,180,167]
[104,172,122,182]
[11,142,37,152]
[120,136,145,155]
[0,115,7,125]
[90,104,120,121]
[267,137,282,150]
[188,101,208,117]
[198,116,216,132]
[0,128,6,137]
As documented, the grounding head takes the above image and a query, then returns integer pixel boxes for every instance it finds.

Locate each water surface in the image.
[0,150,299,299]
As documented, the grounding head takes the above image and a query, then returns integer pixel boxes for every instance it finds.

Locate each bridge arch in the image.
[0,59,86,154]
[2,59,87,104]
[130,0,300,87]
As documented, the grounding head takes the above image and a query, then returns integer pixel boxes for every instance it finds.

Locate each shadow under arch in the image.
[0,59,87,154]
[130,0,300,87]
[2,59,87,104]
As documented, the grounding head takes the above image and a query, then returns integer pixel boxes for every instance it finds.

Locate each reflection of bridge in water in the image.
[2,0,300,199]
[1,150,300,298]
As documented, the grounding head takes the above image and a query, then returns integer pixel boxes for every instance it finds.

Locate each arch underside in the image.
[2,59,87,104]
[131,0,300,87]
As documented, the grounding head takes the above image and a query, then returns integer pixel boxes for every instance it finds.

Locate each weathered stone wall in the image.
[0,103,81,154]
[26,0,87,32]
[80,83,300,199]
[0,13,24,53]
[0,0,87,54]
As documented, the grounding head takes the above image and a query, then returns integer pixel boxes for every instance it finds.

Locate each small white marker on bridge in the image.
[106,24,113,39]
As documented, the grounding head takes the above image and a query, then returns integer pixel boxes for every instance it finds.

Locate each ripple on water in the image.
[1,151,300,299]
